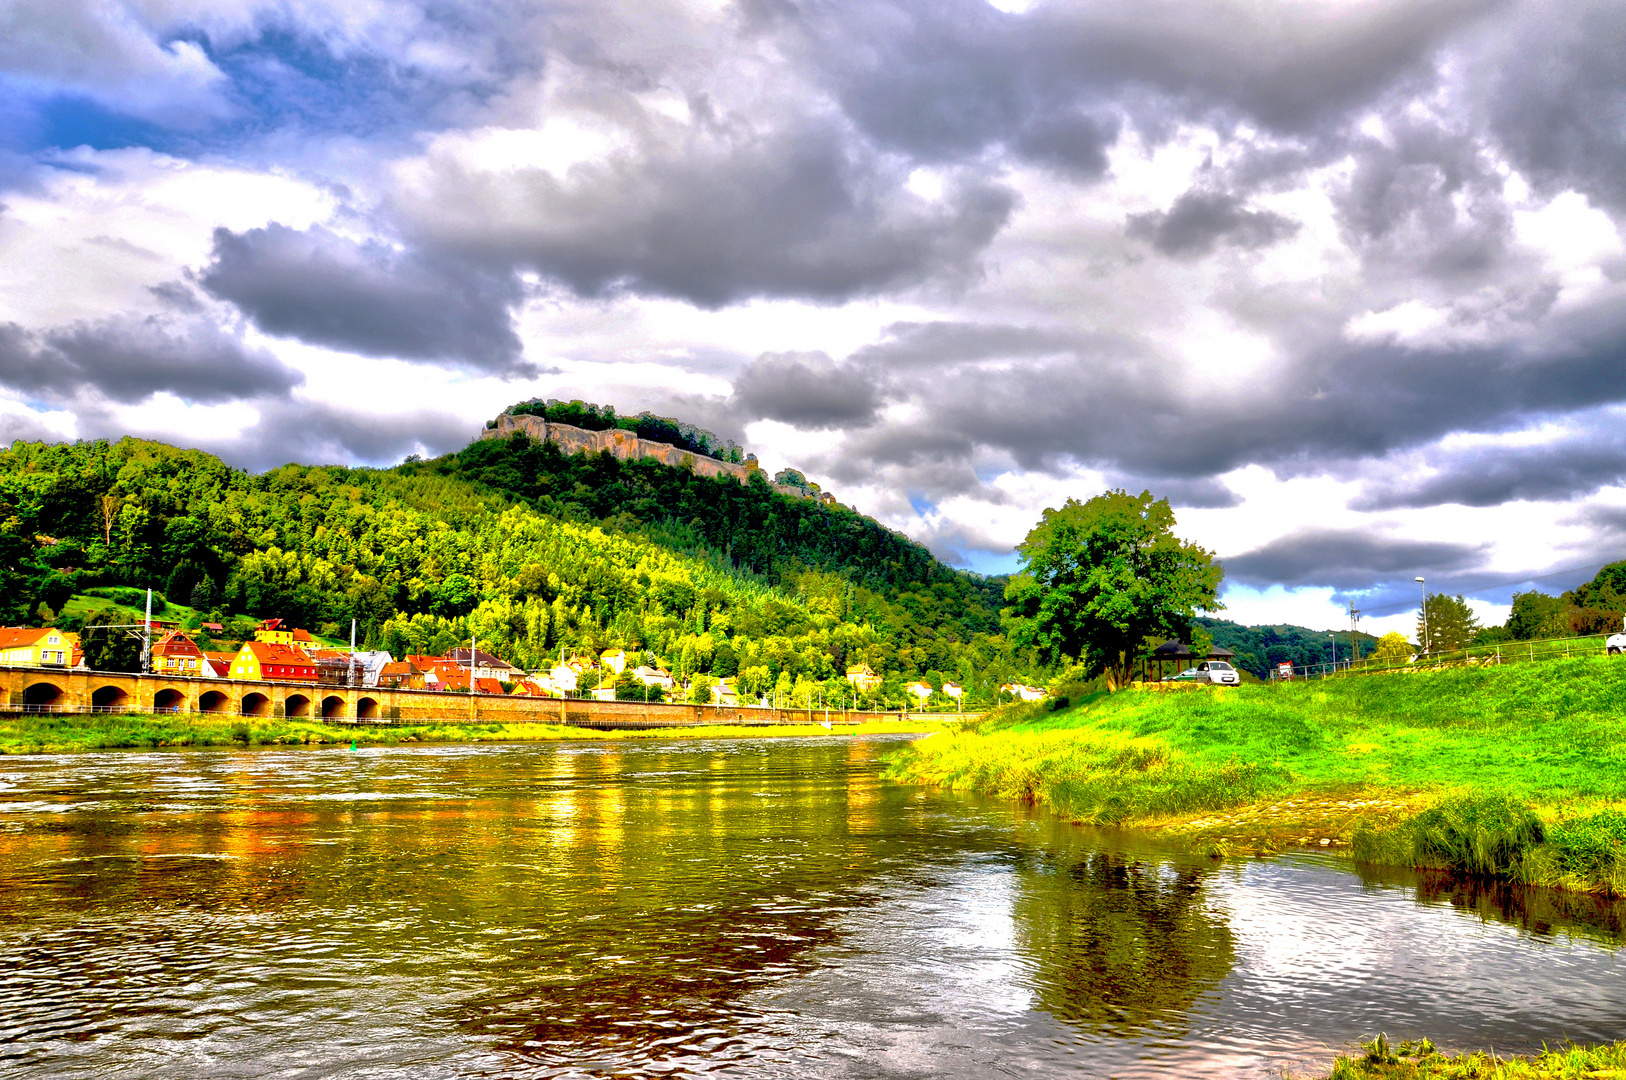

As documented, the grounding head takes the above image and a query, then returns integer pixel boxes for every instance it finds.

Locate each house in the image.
[591,686,617,701]
[700,676,738,706]
[548,662,580,694]
[905,681,933,705]
[311,649,361,686]
[201,652,236,679]
[845,664,881,692]
[376,660,417,689]
[425,667,504,694]
[229,641,316,682]
[632,665,675,690]
[443,647,521,681]
[600,648,628,675]
[1000,683,1046,702]
[941,681,964,701]
[150,630,204,676]
[0,627,77,667]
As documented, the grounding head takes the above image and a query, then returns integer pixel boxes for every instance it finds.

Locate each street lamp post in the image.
[1415,576,1428,655]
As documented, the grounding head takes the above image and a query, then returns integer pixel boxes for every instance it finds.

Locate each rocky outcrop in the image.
[483,413,772,486]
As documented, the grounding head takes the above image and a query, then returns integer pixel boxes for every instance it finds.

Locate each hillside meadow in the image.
[888,656,1626,894]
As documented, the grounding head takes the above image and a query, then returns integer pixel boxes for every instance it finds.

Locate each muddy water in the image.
[1,737,1623,1078]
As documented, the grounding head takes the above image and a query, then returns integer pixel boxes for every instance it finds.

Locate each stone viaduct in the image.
[0,665,976,728]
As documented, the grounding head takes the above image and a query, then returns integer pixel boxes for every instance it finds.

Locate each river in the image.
[2,735,1623,1078]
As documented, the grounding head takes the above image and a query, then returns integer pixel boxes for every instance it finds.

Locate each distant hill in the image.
[1196,617,1379,679]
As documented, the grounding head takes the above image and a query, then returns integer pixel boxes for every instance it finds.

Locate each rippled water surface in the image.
[3,737,1625,1078]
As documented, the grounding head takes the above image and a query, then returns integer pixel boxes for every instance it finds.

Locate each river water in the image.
[2,736,1625,1078]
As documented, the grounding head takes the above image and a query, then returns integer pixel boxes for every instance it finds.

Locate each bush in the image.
[690,682,713,704]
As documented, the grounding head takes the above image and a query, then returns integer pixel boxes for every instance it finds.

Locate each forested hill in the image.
[1196,617,1378,678]
[0,432,1023,704]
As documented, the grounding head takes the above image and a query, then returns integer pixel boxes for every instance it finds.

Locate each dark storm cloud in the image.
[400,118,1016,308]
[1480,0,1626,213]
[1127,190,1298,257]
[201,224,530,374]
[1356,428,1626,510]
[731,351,884,429]
[1225,529,1485,590]
[784,0,1500,169]
[0,317,302,404]
[830,301,1626,487]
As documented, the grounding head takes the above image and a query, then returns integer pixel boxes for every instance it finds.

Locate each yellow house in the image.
[229,641,317,682]
[0,628,78,667]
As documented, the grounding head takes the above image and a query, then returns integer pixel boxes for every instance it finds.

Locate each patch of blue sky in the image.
[907,492,936,518]
[10,27,497,161]
[960,549,1021,576]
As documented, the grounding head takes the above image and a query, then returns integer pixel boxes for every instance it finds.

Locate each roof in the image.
[445,647,518,669]
[152,630,198,651]
[1152,640,1193,657]
[0,627,55,649]
[242,641,315,665]
[202,622,224,631]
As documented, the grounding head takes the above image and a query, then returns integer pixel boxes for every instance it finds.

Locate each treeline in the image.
[498,399,747,464]
[1477,564,1626,642]
[0,433,1031,705]
[1196,618,1377,679]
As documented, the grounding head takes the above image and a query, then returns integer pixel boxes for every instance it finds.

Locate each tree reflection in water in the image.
[1356,862,1626,946]
[1011,850,1236,1036]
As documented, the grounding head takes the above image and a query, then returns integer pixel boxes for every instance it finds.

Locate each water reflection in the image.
[2,742,1626,1079]
[1012,850,1235,1036]
[1357,863,1626,946]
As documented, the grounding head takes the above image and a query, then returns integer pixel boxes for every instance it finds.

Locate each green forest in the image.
[0,423,1027,707]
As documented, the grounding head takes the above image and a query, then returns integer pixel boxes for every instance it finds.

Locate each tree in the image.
[1003,490,1222,690]
[1418,594,1478,653]
[1371,631,1413,665]
[81,610,141,672]
[1506,590,1567,641]
[690,681,712,704]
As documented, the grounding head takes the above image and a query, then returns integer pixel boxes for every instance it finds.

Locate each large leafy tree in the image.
[1003,490,1222,689]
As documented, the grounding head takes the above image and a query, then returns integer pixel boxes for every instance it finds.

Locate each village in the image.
[0,619,1047,712]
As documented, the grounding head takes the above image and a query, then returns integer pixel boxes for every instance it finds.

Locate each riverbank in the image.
[0,712,948,753]
[887,656,1626,893]
[1314,1035,1626,1077]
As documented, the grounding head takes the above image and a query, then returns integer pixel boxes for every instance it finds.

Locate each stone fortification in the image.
[483,413,763,485]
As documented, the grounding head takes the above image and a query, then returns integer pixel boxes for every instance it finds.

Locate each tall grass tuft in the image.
[1354,796,1545,879]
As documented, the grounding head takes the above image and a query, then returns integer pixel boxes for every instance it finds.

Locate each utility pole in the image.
[469,631,476,722]
[1329,631,1336,675]
[350,618,357,687]
[1348,601,1361,664]
[141,588,152,674]
[1415,577,1429,655]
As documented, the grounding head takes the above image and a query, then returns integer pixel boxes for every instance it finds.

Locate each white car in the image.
[1195,660,1241,685]
[1609,632,1626,655]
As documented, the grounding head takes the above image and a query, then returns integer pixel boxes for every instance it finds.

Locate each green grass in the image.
[888,656,1626,892]
[1316,1033,1626,1078]
[0,713,948,753]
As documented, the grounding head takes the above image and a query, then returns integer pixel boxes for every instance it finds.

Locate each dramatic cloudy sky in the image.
[3,0,1625,633]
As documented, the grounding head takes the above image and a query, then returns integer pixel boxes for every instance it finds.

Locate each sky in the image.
[2,0,1625,636]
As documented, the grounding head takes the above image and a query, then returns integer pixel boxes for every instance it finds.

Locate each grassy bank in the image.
[887,656,1626,892]
[0,712,947,753]
[1314,1034,1626,1078]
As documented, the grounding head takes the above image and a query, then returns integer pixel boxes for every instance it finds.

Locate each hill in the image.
[0,419,1025,705]
[1197,617,1379,679]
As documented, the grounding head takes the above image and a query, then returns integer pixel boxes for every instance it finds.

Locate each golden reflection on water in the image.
[1,741,1625,1079]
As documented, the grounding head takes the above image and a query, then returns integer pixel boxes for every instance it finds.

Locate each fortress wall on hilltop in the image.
[483,414,811,498]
